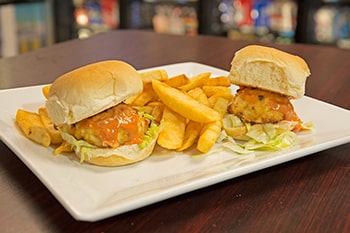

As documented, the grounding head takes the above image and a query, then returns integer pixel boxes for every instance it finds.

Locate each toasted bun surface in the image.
[46,60,143,125]
[228,45,310,99]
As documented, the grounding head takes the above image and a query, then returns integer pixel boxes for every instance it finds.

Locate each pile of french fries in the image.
[15,85,62,147]
[15,69,233,154]
[16,108,62,147]
[128,69,233,153]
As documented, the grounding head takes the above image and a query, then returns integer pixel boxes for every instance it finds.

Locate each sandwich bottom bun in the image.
[69,134,158,167]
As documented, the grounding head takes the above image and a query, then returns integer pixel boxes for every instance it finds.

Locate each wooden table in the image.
[0,30,349,233]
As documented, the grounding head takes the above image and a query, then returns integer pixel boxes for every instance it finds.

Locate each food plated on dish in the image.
[4,45,350,221]
[15,45,313,166]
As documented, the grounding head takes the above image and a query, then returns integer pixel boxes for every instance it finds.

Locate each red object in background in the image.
[101,0,118,28]
[233,0,253,28]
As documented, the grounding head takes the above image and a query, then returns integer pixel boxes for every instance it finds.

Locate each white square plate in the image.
[1,62,349,222]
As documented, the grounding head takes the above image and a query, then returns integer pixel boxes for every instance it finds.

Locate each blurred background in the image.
[1,0,350,58]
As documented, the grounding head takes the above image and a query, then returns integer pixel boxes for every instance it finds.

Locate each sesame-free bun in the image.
[46,60,157,167]
[46,60,143,125]
[228,45,311,99]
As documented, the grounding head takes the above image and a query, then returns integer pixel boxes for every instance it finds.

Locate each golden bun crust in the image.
[75,136,158,166]
[46,60,143,125]
[228,45,311,99]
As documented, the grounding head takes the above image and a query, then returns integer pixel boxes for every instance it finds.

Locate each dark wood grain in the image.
[0,30,349,233]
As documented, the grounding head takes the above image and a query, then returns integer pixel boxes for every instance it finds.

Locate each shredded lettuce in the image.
[244,130,299,151]
[59,130,95,163]
[139,111,156,121]
[138,111,160,149]
[139,121,160,149]
[301,121,314,131]
[217,131,254,154]
[218,114,309,154]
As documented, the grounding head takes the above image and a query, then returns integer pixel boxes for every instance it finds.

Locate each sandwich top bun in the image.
[46,60,143,125]
[228,45,311,99]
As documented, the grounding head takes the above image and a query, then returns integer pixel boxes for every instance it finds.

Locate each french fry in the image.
[147,101,165,123]
[208,95,220,108]
[206,76,231,87]
[133,105,154,115]
[140,69,168,83]
[187,87,210,106]
[16,109,51,147]
[164,74,190,87]
[152,80,220,123]
[202,86,232,99]
[208,93,233,108]
[197,121,222,153]
[212,97,230,118]
[197,97,229,153]
[129,82,157,106]
[123,94,138,105]
[157,107,186,150]
[177,121,203,151]
[42,85,50,99]
[178,72,211,91]
[54,141,73,155]
[38,108,62,144]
